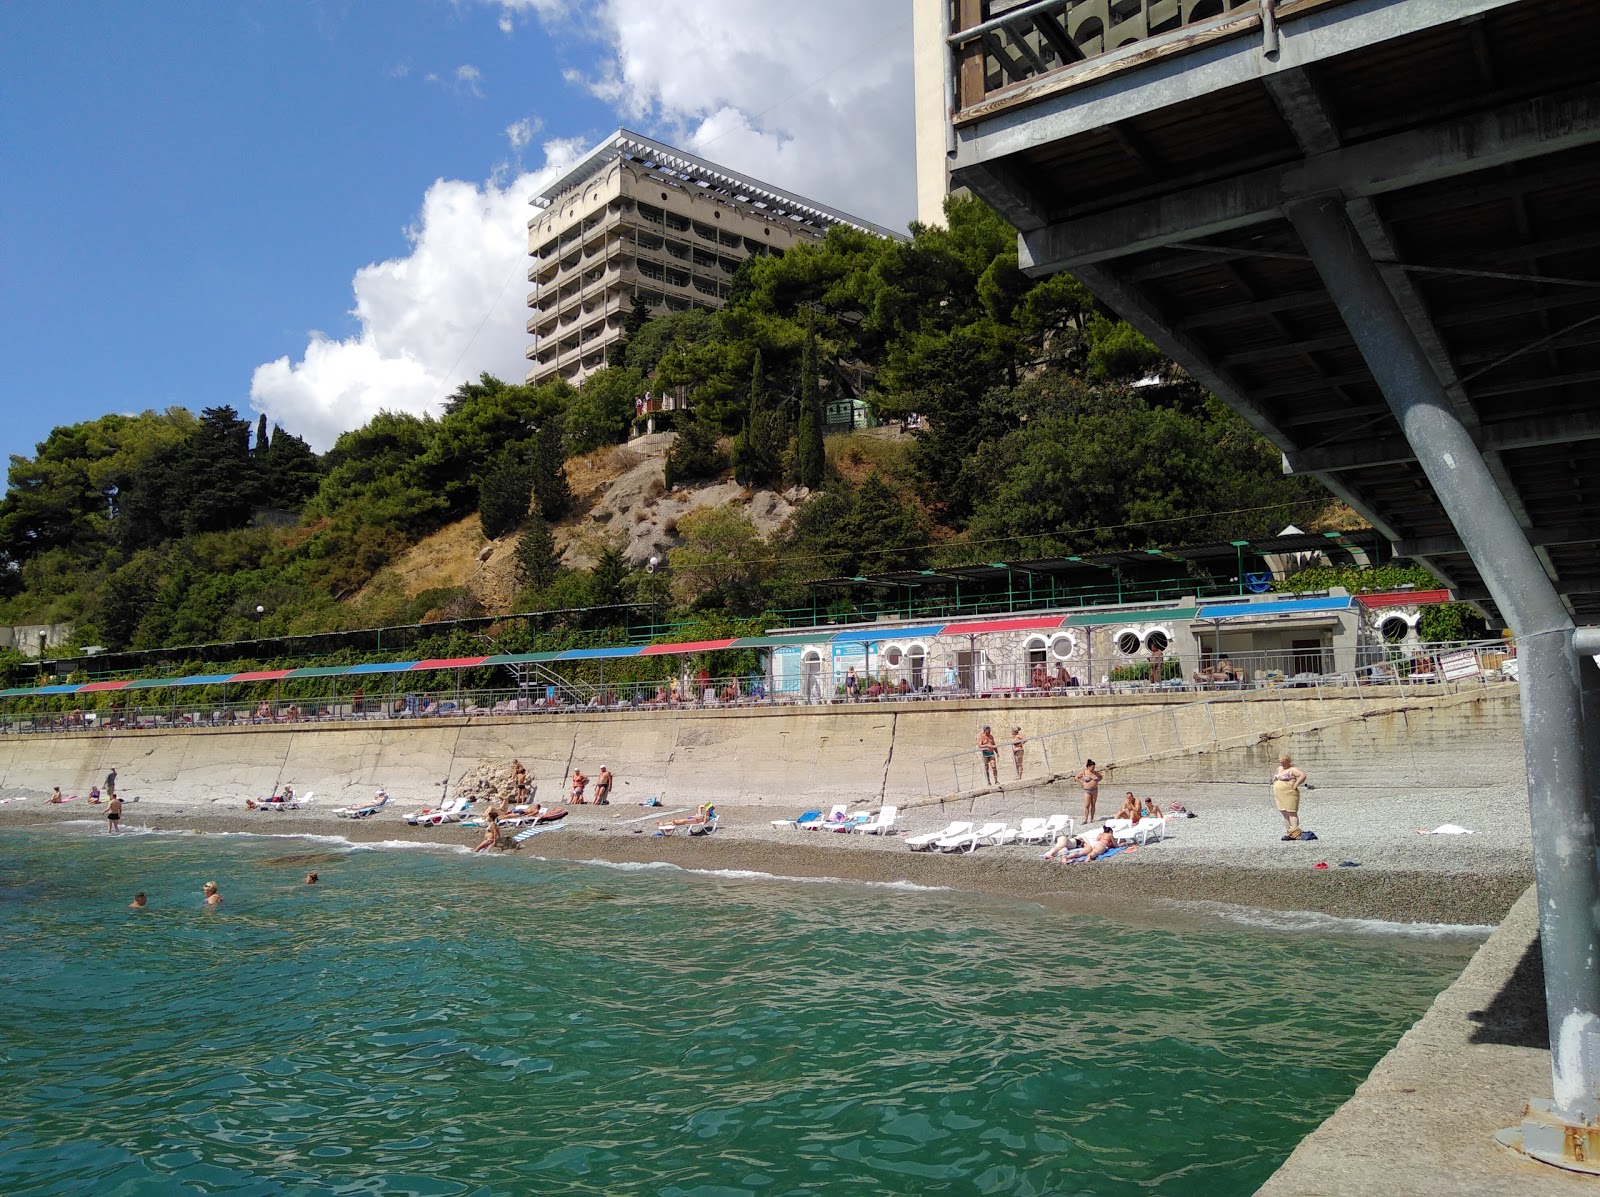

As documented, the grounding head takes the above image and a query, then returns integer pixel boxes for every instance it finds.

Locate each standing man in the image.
[1148,643,1165,689]
[105,766,117,799]
[978,726,999,785]
[594,766,613,805]
[1075,759,1104,826]
[106,793,122,834]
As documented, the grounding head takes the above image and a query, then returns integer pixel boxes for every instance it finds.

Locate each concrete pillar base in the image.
[1496,1099,1600,1175]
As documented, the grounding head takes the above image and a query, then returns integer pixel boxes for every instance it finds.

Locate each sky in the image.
[0,0,916,459]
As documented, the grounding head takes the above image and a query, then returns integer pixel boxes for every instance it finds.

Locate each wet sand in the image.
[0,794,1529,927]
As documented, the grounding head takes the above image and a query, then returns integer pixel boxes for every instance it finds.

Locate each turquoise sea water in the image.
[0,826,1477,1196]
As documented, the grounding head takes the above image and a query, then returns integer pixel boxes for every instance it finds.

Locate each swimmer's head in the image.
[202,881,217,894]
[305,873,318,885]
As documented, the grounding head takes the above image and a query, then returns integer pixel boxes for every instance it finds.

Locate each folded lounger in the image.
[907,821,972,851]
[772,808,823,829]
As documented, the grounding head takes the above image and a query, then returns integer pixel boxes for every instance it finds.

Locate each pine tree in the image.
[478,457,534,540]
[588,542,629,608]
[796,325,825,489]
[514,511,562,591]
[530,423,572,519]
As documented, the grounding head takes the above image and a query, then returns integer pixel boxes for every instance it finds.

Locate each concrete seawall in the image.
[0,687,1518,813]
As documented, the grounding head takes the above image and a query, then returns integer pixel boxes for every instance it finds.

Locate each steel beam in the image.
[1289,195,1600,1151]
[1015,83,1600,273]
[1394,526,1600,558]
[1287,410,1600,473]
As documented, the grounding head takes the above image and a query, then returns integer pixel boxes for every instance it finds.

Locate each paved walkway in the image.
[1257,886,1593,1195]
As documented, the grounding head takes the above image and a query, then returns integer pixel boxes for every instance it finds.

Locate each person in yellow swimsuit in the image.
[1273,755,1308,840]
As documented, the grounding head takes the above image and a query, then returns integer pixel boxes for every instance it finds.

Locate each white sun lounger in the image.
[335,790,389,819]
[856,806,899,835]
[404,796,471,826]
[937,821,1010,853]
[907,821,971,851]
[1109,817,1167,845]
[1040,813,1073,840]
[1015,817,1049,844]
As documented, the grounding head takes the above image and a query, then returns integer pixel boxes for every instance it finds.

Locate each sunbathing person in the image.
[473,810,502,853]
[1141,796,1164,819]
[1058,826,1118,863]
[1115,792,1142,824]
[658,803,714,831]
[1042,833,1086,861]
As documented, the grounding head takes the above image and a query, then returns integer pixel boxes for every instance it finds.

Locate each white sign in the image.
[1439,650,1480,681]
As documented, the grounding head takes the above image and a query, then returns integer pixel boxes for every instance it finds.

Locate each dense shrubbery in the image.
[0,196,1337,660]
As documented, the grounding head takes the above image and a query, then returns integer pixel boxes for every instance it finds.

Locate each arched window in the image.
[1024,636,1049,666]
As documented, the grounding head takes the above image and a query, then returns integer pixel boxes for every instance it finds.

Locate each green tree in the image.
[796,324,824,489]
[588,541,630,608]
[514,512,562,591]
[478,457,533,540]
[260,426,321,509]
[565,366,643,455]
[663,412,726,490]
[668,506,772,614]
[730,351,781,486]
[530,423,571,519]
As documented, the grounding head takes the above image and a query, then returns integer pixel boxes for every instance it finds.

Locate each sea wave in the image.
[1174,899,1493,938]
[560,856,949,892]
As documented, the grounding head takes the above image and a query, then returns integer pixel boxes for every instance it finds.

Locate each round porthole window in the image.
[1381,616,1408,643]
[884,646,903,666]
[1116,631,1142,655]
[1145,630,1169,652]
[1049,633,1075,660]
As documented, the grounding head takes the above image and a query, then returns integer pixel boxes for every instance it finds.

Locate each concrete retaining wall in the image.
[0,687,1517,811]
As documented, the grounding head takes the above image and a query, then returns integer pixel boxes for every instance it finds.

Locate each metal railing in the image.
[949,0,1265,111]
[0,640,1515,743]
[919,638,1516,796]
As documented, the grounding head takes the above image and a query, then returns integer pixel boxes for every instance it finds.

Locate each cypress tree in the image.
[254,413,269,457]
[530,423,572,519]
[796,324,824,489]
[731,350,778,486]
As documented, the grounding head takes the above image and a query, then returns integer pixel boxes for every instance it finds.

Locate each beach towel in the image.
[1418,824,1473,835]
[1060,846,1131,864]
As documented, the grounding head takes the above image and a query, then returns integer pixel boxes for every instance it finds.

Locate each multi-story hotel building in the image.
[525,129,900,388]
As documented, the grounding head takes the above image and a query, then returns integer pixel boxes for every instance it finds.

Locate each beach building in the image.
[525,130,901,388]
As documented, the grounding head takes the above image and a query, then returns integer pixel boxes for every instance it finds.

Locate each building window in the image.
[1049,633,1076,660]
[1380,615,1409,643]
[1024,636,1048,666]
[1144,630,1169,652]
[884,646,903,666]
[1116,631,1142,655]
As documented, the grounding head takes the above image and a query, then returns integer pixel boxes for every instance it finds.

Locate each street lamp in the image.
[254,605,265,636]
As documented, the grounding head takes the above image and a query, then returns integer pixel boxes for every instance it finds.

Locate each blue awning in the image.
[1195,596,1353,620]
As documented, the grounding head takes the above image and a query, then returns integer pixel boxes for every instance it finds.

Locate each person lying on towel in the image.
[1057,826,1118,863]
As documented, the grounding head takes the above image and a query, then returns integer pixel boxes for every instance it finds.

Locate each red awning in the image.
[1357,590,1453,609]
[639,639,736,656]
[78,680,134,692]
[941,615,1067,635]
[228,669,293,682]
[409,657,489,670]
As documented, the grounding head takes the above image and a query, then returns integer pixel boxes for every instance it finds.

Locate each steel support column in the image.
[1289,194,1600,1162]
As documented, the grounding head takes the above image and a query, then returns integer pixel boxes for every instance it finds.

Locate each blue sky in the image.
[0,0,914,458]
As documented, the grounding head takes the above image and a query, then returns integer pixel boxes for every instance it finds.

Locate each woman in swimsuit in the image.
[473,810,502,853]
[1010,728,1025,778]
[1075,760,1103,825]
[1272,754,1308,840]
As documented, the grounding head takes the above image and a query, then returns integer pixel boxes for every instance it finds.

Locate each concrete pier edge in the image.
[1256,885,1593,1196]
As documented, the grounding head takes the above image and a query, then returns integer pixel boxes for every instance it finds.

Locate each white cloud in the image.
[250,141,586,451]
[499,14,514,34]
[455,63,484,97]
[505,116,541,150]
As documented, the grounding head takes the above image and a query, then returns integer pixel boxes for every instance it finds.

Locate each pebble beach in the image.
[0,765,1531,927]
